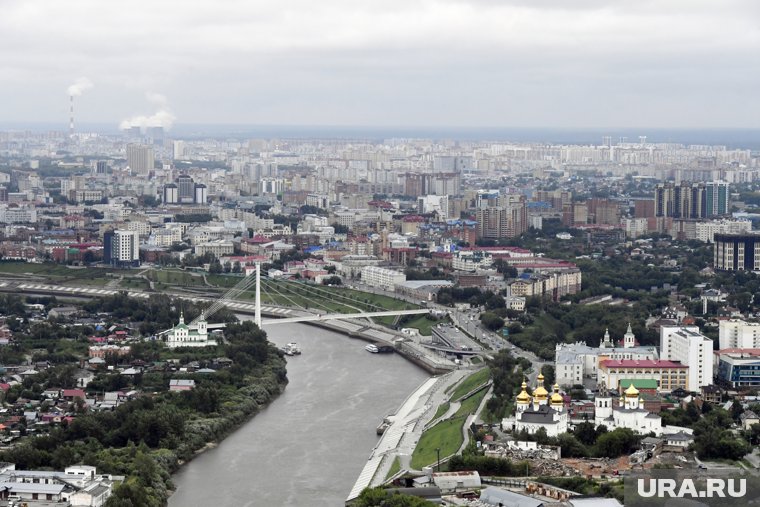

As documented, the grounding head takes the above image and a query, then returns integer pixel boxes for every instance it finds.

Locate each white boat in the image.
[281,342,302,356]
[365,344,379,353]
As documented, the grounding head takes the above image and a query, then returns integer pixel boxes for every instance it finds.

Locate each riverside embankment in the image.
[168,321,429,506]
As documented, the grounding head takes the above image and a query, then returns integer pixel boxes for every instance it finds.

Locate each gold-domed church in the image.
[512,374,569,437]
[594,383,663,435]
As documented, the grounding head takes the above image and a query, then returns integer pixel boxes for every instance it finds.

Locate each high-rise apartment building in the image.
[104,230,140,268]
[719,319,760,349]
[476,195,526,240]
[126,144,155,175]
[660,326,713,390]
[705,181,729,217]
[655,181,729,219]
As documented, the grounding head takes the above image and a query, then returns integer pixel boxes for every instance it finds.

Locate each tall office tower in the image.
[96,161,109,175]
[706,181,729,217]
[176,174,195,203]
[126,144,155,175]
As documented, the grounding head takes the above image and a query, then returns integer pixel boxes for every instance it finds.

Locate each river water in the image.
[168,321,429,507]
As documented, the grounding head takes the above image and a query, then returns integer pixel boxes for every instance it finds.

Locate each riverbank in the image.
[0,320,288,507]
[169,322,430,507]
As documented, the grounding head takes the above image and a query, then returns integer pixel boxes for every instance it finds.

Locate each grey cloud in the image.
[1,0,759,128]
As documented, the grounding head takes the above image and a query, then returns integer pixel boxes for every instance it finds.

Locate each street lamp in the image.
[436,448,441,472]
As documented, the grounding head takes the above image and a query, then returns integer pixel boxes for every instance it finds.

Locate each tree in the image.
[730,400,744,421]
[355,487,438,506]
[592,428,639,458]
[540,365,555,386]
[480,312,504,331]
[557,433,588,458]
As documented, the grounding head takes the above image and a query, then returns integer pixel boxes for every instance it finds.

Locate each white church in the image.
[163,312,223,348]
[511,374,569,438]
[594,384,663,435]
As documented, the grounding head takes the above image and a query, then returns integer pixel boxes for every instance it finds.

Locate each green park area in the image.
[410,369,490,469]
[449,367,490,399]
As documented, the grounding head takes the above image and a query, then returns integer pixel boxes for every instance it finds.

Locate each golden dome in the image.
[625,384,640,397]
[516,389,531,403]
[537,373,545,382]
[550,392,564,404]
[533,386,549,398]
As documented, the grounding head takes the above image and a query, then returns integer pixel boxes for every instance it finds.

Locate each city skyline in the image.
[2,0,760,129]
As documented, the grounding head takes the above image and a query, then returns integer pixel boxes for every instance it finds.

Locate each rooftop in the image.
[601,359,687,369]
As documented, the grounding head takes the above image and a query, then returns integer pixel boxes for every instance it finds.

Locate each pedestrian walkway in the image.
[345,368,475,502]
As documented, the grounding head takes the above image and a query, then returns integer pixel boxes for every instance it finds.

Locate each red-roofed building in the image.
[599,359,688,392]
[61,389,86,401]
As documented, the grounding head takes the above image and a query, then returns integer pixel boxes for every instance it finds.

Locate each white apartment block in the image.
[361,266,406,291]
[0,206,37,224]
[123,220,152,236]
[112,230,140,264]
[194,240,234,257]
[333,211,357,228]
[719,319,760,349]
[418,194,450,218]
[659,326,714,390]
[696,219,752,243]
[148,227,183,247]
[452,251,494,272]
[623,218,648,238]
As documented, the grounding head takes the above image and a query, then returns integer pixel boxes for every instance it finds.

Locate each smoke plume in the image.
[119,91,176,131]
[67,77,93,97]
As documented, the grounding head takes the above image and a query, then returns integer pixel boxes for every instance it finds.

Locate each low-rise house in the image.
[431,471,481,493]
[62,389,86,402]
[740,409,760,430]
[169,379,195,392]
[663,431,694,452]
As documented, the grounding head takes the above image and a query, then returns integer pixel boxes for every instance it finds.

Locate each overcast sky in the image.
[2,0,759,129]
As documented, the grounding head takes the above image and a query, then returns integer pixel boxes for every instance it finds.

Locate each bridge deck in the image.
[262,309,429,325]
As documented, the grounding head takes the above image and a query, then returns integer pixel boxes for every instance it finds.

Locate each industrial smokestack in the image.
[66,77,93,138]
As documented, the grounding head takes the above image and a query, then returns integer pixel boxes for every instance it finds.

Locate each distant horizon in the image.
[2,122,759,150]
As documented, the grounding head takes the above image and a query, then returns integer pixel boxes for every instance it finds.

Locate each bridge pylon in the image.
[255,262,261,328]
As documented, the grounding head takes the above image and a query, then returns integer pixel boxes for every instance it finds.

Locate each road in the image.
[351,281,546,382]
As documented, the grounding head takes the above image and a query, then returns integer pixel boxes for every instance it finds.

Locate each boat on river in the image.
[281,343,302,355]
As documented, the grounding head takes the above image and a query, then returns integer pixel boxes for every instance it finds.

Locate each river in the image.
[168,320,430,506]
